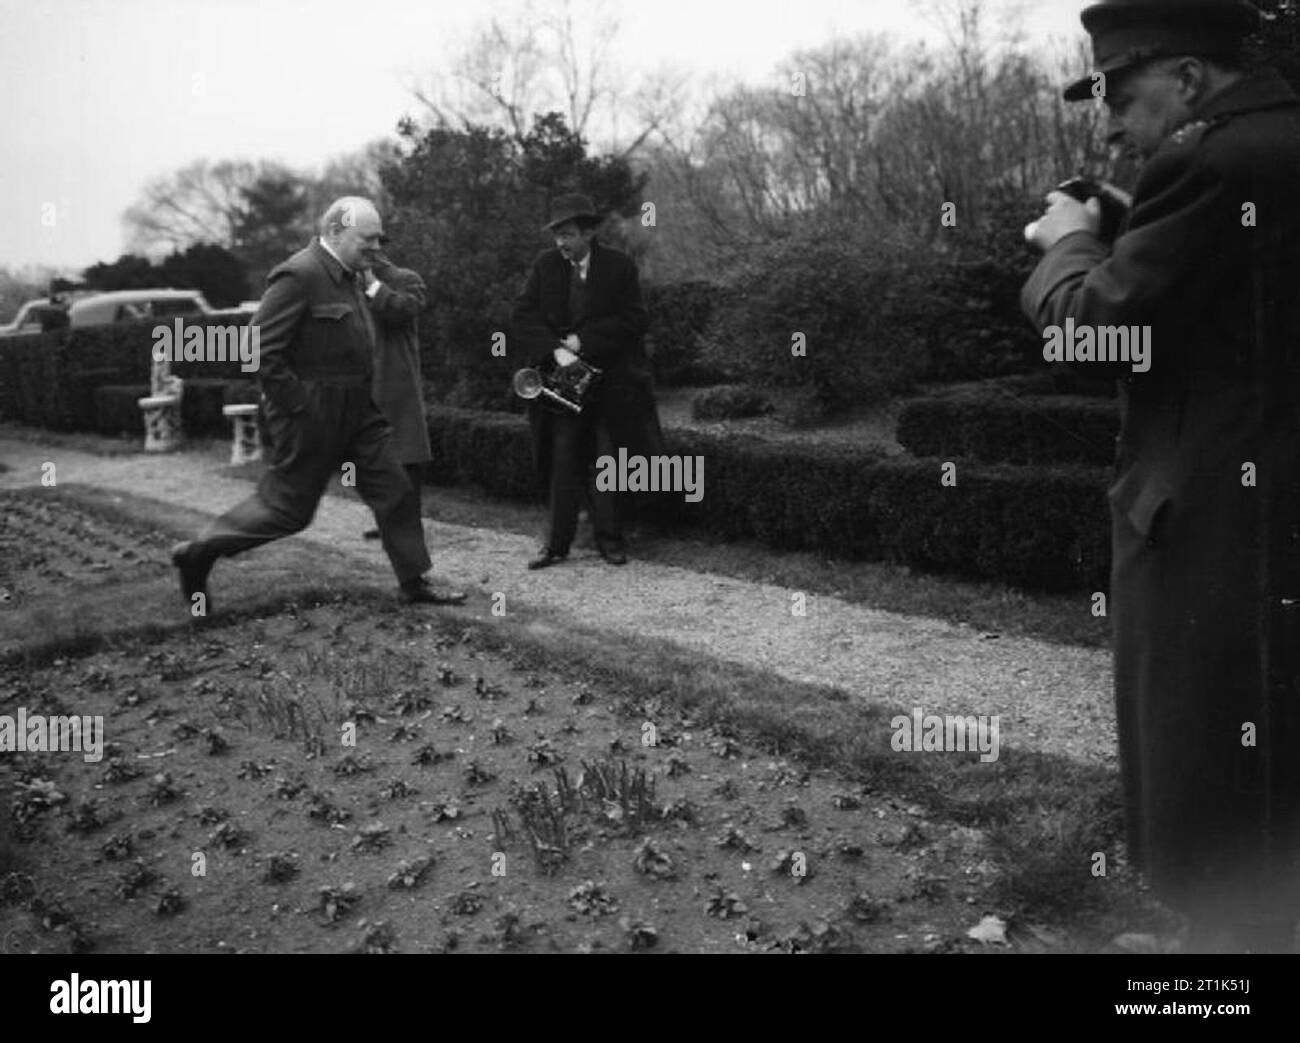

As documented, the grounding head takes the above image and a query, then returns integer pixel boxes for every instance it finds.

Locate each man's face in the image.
[1102,58,1199,160]
[553,221,595,262]
[331,205,384,270]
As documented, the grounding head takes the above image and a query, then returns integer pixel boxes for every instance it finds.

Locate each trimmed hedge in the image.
[182,378,257,437]
[0,331,66,427]
[691,385,773,421]
[423,405,1112,592]
[427,406,542,501]
[898,385,1119,466]
[94,385,147,436]
[90,378,255,438]
[0,316,257,430]
[863,458,1110,592]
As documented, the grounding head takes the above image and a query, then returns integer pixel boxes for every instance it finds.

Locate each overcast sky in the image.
[0,0,1087,273]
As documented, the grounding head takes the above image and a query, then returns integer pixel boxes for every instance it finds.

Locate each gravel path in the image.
[0,436,1116,767]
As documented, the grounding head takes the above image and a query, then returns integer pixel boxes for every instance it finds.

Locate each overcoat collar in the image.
[310,238,356,286]
[1193,69,1299,125]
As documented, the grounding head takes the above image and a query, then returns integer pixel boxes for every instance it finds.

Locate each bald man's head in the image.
[320,196,383,271]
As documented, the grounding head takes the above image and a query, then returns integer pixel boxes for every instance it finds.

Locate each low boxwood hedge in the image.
[93,385,148,436]
[897,385,1119,466]
[424,405,1112,592]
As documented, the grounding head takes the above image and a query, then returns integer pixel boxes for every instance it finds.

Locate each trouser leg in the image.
[191,388,335,560]
[545,410,587,554]
[349,391,431,584]
[590,419,621,544]
[403,462,425,496]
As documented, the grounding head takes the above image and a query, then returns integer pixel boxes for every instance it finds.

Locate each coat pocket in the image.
[307,303,360,368]
[1107,466,1173,545]
[310,303,352,320]
[260,396,301,467]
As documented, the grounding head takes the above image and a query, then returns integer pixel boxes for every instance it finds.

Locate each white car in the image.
[0,298,69,337]
[67,288,212,328]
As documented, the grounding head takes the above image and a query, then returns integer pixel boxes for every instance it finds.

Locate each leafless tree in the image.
[409,0,672,158]
[645,1,1107,267]
[122,159,271,257]
[309,139,404,219]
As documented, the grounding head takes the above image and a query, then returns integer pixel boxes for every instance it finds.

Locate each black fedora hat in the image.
[1063,0,1261,102]
[545,193,603,231]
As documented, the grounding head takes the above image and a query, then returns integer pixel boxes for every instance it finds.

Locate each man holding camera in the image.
[1022,0,1300,951]
[512,194,663,569]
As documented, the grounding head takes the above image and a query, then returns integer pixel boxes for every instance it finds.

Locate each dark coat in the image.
[367,264,432,464]
[511,241,665,481]
[1022,71,1300,919]
[206,241,429,584]
[254,238,378,415]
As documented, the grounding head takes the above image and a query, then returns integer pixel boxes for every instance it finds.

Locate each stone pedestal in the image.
[222,403,263,465]
[137,394,183,452]
[138,355,184,452]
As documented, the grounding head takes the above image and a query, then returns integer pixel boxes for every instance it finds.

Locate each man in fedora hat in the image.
[1023,0,1300,952]
[512,192,664,569]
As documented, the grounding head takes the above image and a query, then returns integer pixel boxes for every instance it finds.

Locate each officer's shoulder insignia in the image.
[1168,119,1210,147]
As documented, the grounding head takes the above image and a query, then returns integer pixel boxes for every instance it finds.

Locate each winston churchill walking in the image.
[171,197,466,610]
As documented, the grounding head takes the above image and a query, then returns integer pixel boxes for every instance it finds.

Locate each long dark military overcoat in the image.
[1022,70,1300,920]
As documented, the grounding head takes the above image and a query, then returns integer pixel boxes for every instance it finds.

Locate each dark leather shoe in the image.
[400,577,467,605]
[595,539,627,566]
[171,541,213,610]
[362,528,380,540]
[527,548,568,570]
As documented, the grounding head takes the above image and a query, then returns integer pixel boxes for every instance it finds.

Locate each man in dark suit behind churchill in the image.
[170,196,466,610]
[358,252,432,541]
[512,193,665,569]
[1022,0,1300,952]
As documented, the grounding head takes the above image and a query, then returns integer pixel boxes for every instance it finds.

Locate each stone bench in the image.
[222,403,263,465]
